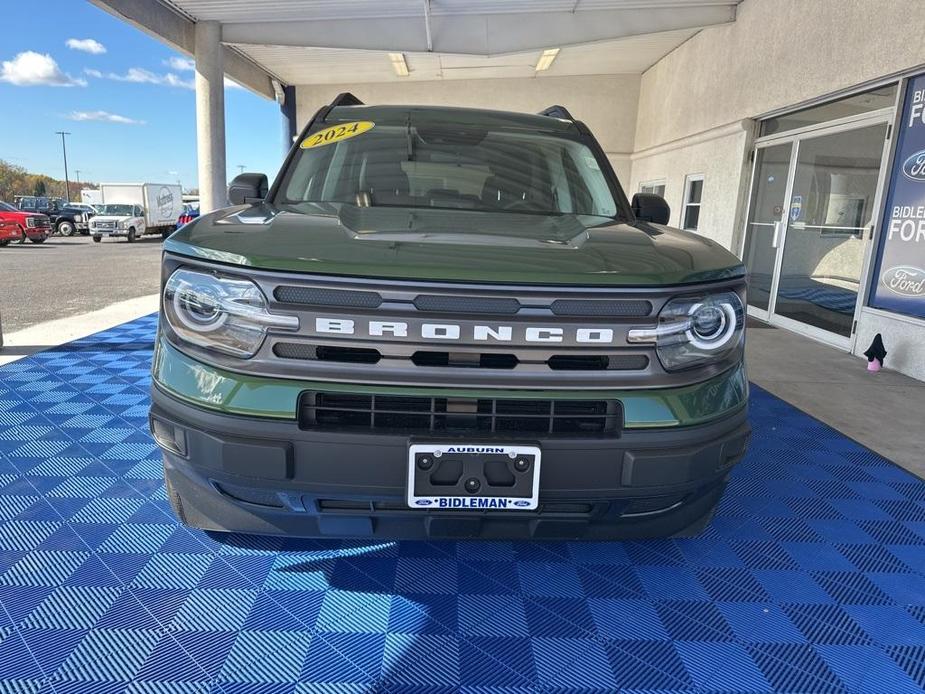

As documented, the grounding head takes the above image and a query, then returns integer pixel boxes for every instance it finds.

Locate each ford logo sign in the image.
[882,266,925,297]
[414,499,433,506]
[513,500,531,507]
[902,149,925,182]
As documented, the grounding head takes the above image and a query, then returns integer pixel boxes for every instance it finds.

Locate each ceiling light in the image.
[389,53,409,77]
[535,48,560,72]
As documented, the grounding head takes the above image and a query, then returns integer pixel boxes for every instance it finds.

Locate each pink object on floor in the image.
[867,359,882,373]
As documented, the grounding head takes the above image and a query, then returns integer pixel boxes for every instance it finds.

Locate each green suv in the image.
[150,94,750,540]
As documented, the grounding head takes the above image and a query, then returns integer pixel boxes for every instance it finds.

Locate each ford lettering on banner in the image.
[870,74,925,319]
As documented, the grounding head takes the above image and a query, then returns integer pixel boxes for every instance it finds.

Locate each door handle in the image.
[772,220,783,249]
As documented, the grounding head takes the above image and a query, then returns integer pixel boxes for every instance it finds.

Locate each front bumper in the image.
[150,384,750,540]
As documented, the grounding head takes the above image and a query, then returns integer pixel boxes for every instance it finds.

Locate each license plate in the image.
[407,443,541,511]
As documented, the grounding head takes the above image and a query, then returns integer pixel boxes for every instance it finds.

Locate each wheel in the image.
[161,228,171,240]
[127,227,136,243]
[29,236,45,244]
[57,220,75,237]
[0,240,9,247]
[93,235,102,243]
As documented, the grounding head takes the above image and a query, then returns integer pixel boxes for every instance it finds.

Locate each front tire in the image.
[127,227,136,243]
[0,240,9,247]
[57,220,75,237]
[93,235,102,243]
[29,236,45,244]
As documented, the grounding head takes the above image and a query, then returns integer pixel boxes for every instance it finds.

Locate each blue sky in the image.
[0,0,282,192]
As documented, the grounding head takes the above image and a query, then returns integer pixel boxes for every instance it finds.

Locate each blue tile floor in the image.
[1,314,925,693]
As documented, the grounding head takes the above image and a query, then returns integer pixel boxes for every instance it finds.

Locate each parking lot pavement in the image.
[0,233,163,333]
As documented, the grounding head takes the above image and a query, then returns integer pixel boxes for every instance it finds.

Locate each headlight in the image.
[628,290,744,371]
[163,268,299,357]
[26,217,36,228]
[117,221,127,229]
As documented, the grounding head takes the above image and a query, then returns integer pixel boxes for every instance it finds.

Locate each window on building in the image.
[682,175,703,231]
[639,180,666,198]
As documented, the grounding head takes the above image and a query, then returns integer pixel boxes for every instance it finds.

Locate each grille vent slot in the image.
[413,294,521,314]
[550,299,652,316]
[274,286,382,308]
[299,392,622,437]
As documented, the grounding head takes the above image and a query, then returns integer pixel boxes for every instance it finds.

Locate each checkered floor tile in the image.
[1,314,924,693]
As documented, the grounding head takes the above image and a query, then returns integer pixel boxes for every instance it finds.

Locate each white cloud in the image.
[107,67,194,89]
[67,110,145,125]
[66,38,106,55]
[164,56,194,72]
[0,51,86,87]
[84,68,103,78]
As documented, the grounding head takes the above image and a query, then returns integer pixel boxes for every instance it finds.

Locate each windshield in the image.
[97,204,133,215]
[0,202,15,212]
[277,122,619,217]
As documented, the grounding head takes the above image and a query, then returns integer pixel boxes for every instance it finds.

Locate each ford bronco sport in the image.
[150,94,750,540]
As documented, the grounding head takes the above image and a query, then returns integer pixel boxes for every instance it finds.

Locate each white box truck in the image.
[88,183,184,242]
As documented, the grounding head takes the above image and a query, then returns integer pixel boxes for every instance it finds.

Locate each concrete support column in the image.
[194,21,226,213]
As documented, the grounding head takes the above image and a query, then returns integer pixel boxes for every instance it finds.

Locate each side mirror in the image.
[228,173,269,206]
[631,193,670,225]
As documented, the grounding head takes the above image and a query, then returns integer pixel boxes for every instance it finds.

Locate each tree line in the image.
[0,159,97,203]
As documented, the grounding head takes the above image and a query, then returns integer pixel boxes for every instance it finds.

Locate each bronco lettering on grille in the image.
[315,318,616,344]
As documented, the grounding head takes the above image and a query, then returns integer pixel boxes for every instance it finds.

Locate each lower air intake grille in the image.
[299,392,622,437]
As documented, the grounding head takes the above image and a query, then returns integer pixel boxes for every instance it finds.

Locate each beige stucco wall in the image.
[628,121,752,250]
[635,0,925,151]
[294,74,640,184]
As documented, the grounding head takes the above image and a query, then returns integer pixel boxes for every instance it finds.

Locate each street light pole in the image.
[55,131,71,201]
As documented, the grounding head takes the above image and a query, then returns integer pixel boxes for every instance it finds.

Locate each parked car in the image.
[149,95,750,541]
[15,196,68,213]
[44,201,92,237]
[95,183,183,239]
[175,203,200,229]
[88,203,147,242]
[0,201,50,245]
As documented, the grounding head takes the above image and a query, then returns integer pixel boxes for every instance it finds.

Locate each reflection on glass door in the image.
[774,124,887,337]
[742,143,792,312]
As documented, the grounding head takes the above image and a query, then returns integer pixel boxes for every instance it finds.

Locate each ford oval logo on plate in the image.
[902,149,925,182]
[414,499,433,506]
[881,266,925,297]
[513,500,531,507]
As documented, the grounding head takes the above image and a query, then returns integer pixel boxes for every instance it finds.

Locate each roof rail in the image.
[316,92,364,124]
[329,92,364,108]
[538,105,574,121]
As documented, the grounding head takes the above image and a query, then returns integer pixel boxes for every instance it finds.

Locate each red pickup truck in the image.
[0,201,50,245]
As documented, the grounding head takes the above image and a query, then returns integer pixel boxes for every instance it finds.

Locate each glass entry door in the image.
[742,119,890,347]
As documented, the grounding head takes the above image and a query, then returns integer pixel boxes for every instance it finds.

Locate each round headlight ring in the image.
[685,300,738,351]
[172,282,228,333]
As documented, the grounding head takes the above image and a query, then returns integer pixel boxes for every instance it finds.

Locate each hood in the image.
[165,203,745,287]
[90,215,131,224]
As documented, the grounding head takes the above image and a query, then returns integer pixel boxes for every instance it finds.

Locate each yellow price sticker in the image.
[301,121,375,149]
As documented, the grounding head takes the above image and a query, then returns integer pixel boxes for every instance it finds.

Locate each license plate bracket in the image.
[407,443,541,511]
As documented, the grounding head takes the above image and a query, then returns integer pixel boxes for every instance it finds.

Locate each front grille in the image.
[32,217,50,228]
[299,392,622,437]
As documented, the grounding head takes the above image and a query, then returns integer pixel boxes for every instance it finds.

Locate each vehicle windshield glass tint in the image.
[278,124,618,217]
[0,202,15,212]
[98,204,133,215]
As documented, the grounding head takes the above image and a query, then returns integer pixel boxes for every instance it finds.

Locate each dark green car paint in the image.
[157,103,748,431]
[165,203,745,287]
[153,338,748,428]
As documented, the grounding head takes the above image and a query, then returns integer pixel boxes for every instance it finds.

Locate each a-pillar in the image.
[194,20,226,213]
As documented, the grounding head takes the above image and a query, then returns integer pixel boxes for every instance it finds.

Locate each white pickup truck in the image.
[88,183,183,242]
